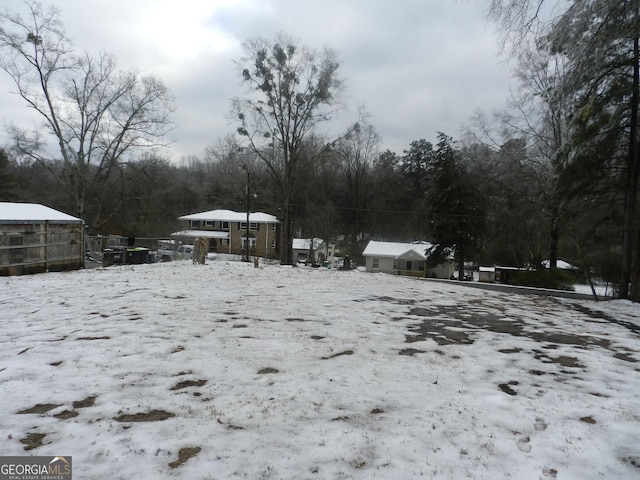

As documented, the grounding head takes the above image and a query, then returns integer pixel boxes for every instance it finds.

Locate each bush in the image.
[513,269,575,291]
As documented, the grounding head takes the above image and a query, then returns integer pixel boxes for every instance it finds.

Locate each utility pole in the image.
[242,164,251,262]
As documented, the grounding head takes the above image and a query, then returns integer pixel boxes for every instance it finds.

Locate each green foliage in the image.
[0,148,16,200]
[423,134,486,276]
[513,268,575,291]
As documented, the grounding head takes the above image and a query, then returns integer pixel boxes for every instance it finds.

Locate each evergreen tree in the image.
[425,134,486,279]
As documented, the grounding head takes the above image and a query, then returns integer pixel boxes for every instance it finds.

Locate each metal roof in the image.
[0,202,82,223]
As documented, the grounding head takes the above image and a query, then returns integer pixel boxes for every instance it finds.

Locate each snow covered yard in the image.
[1,261,639,479]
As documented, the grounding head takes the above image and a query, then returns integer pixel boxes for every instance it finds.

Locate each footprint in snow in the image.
[534,417,548,431]
[517,436,532,453]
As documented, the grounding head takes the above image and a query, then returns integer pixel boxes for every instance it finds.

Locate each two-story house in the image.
[171,209,280,259]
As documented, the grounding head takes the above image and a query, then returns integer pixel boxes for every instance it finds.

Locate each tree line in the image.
[0,1,638,300]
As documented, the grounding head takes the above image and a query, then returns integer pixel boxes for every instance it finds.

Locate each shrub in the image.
[513,269,575,291]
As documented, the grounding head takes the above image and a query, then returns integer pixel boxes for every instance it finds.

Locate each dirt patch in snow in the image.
[73,396,96,408]
[169,447,201,468]
[20,432,46,450]
[170,379,207,390]
[17,403,61,414]
[114,410,175,422]
[322,350,354,360]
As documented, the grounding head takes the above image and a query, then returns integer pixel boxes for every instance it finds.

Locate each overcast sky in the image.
[0,0,514,162]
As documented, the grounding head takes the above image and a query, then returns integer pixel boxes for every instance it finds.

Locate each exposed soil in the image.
[169,447,202,468]
[170,379,207,390]
[258,367,279,374]
[114,410,175,422]
[398,348,425,356]
[73,396,97,408]
[499,382,519,396]
[367,294,639,397]
[54,410,79,419]
[406,305,611,349]
[322,350,354,360]
[17,403,61,414]
[20,432,46,450]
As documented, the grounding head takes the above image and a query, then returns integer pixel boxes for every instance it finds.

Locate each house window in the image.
[372,258,379,269]
[221,221,229,230]
[204,220,214,227]
[271,240,276,248]
[241,237,257,248]
[272,224,277,232]
[190,220,200,228]
[240,222,259,231]
[393,259,398,270]
[221,239,229,245]
[406,261,412,271]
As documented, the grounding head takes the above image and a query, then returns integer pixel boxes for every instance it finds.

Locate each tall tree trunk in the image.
[457,225,465,281]
[628,35,640,301]
[280,189,294,265]
[621,36,639,300]
[549,203,559,270]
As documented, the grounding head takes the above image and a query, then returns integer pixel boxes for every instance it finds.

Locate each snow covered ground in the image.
[1,260,639,479]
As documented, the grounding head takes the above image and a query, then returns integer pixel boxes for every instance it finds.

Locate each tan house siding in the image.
[179,213,280,259]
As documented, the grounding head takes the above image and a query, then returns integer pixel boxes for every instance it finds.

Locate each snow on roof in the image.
[179,209,279,223]
[170,230,230,239]
[542,259,578,270]
[292,238,325,250]
[0,202,82,222]
[362,240,433,259]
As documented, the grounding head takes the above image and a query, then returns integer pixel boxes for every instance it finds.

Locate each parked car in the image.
[177,245,194,260]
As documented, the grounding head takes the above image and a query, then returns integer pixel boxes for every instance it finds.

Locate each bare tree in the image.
[335,119,380,245]
[231,33,357,265]
[488,0,640,300]
[0,1,174,228]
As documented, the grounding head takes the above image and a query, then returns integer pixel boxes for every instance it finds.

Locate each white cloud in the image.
[0,0,514,160]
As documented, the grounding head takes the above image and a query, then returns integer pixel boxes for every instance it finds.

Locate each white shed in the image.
[362,240,454,279]
[0,202,84,276]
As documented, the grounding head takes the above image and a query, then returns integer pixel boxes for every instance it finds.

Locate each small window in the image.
[221,239,229,245]
[190,220,200,228]
[271,240,276,248]
[221,221,229,230]
[240,222,259,231]
[372,258,379,269]
[204,220,214,227]
[406,261,412,271]
[272,224,277,232]
[241,237,257,248]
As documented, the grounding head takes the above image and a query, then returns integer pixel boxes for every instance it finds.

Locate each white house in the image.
[362,240,454,279]
[292,238,326,264]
